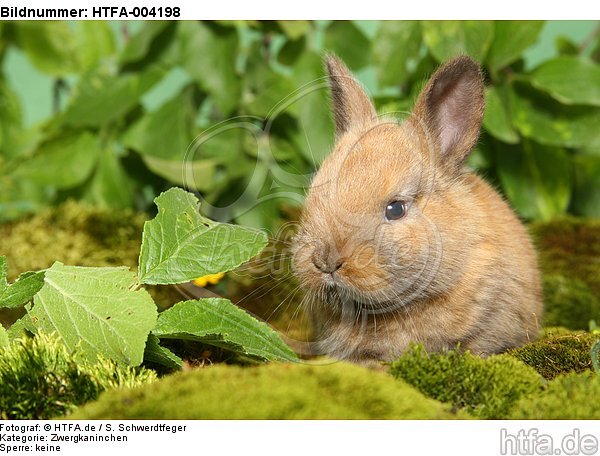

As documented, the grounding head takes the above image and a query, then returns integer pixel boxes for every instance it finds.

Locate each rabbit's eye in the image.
[385,200,407,221]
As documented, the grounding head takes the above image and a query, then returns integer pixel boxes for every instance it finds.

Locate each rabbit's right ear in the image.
[412,56,484,171]
[325,54,377,137]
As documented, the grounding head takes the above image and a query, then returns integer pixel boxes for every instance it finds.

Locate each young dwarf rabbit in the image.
[291,55,542,365]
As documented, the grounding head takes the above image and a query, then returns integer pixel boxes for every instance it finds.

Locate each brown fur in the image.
[291,55,542,364]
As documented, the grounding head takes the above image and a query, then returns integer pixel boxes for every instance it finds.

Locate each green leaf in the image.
[62,65,165,127]
[6,315,35,341]
[324,21,371,70]
[242,41,296,118]
[141,155,218,192]
[494,140,571,221]
[0,325,8,348]
[0,176,48,222]
[421,21,494,63]
[0,77,23,159]
[486,21,545,71]
[510,82,600,149]
[138,188,268,285]
[277,36,307,67]
[28,262,157,366]
[143,333,183,370]
[120,22,171,64]
[483,86,519,144]
[0,256,44,309]
[178,22,240,114]
[529,56,600,106]
[374,21,422,87]
[288,52,334,164]
[123,89,195,160]
[81,145,134,209]
[16,22,78,76]
[572,155,600,217]
[555,37,580,56]
[153,298,298,362]
[14,132,100,189]
[277,21,311,40]
[74,21,116,71]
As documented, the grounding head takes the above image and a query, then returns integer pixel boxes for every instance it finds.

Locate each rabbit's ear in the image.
[325,54,377,137]
[412,56,484,169]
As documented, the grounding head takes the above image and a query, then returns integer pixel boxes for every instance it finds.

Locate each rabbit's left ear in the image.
[412,56,485,169]
[325,54,377,137]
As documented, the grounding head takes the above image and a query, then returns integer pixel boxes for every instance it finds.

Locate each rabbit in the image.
[291,54,542,365]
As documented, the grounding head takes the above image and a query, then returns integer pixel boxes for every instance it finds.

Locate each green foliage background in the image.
[0,20,599,228]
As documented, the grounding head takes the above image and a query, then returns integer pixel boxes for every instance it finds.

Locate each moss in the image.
[509,331,599,380]
[539,326,574,338]
[542,274,600,330]
[70,361,464,419]
[0,333,156,419]
[0,200,145,277]
[531,217,600,297]
[511,372,600,419]
[389,345,543,419]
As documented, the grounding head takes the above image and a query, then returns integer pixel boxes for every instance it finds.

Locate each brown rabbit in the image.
[291,55,542,365]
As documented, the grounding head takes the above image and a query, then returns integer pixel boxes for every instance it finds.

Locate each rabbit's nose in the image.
[311,247,344,274]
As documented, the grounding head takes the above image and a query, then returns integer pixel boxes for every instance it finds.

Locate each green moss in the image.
[0,201,145,277]
[532,217,600,297]
[542,274,600,330]
[509,331,599,380]
[539,326,574,338]
[0,333,156,419]
[389,345,543,419]
[70,361,464,419]
[512,372,600,419]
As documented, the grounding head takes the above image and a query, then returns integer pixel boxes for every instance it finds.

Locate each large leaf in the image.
[0,256,44,309]
[510,82,600,149]
[486,21,545,71]
[323,21,371,70]
[529,56,600,106]
[28,262,157,366]
[123,89,195,160]
[13,132,100,189]
[143,333,183,370]
[16,22,78,76]
[374,21,422,87]
[483,86,519,144]
[153,298,298,362]
[421,21,493,63]
[494,140,571,221]
[62,65,165,127]
[178,22,240,114]
[74,21,116,71]
[138,188,268,285]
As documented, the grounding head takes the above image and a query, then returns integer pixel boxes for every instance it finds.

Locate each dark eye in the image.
[385,200,407,221]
